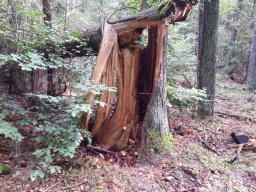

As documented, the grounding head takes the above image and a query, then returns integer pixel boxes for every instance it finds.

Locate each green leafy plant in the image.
[26,81,115,181]
[0,94,24,141]
[167,86,207,109]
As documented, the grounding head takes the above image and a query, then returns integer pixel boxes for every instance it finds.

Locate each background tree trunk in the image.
[197,0,219,117]
[226,0,242,68]
[43,0,67,96]
[1,0,48,94]
[246,18,256,90]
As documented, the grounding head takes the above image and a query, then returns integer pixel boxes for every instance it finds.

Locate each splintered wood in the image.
[82,0,197,150]
[83,22,165,150]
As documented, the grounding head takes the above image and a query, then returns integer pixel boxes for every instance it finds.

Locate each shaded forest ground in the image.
[0,78,256,192]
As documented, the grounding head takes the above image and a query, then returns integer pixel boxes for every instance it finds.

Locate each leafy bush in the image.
[0,118,23,142]
[0,94,24,141]
[26,83,115,181]
[167,86,207,109]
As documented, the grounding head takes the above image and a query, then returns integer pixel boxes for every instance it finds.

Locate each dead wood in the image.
[61,180,89,190]
[108,0,198,24]
[80,0,198,150]
[215,111,256,123]
[201,140,221,156]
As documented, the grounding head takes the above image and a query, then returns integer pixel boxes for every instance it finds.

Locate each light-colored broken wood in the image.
[82,1,198,150]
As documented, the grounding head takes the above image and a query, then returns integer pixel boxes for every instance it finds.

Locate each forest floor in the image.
[1,79,256,192]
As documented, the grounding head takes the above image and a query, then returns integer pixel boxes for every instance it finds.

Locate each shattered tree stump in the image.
[82,0,198,150]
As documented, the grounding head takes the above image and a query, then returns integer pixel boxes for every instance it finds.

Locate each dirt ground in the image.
[0,79,256,192]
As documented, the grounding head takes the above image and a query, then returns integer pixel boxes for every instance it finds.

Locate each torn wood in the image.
[81,0,198,150]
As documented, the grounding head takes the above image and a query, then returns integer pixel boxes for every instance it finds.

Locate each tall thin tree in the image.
[197,0,219,117]
[246,17,256,90]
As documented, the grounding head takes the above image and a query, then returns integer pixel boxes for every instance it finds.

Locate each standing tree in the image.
[246,17,256,90]
[226,0,243,68]
[197,0,219,117]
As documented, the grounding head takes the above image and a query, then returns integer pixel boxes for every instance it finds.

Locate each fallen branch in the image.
[61,181,88,190]
[86,145,118,161]
[43,183,59,192]
[215,111,256,123]
[200,140,221,156]
[197,135,221,156]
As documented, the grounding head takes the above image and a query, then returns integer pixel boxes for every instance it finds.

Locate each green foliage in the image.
[0,94,24,141]
[219,0,236,14]
[168,7,198,80]
[217,0,255,73]
[167,86,207,108]
[24,81,115,180]
[0,163,11,175]
[0,118,23,142]
[146,129,173,156]
[29,168,45,181]
[127,0,158,10]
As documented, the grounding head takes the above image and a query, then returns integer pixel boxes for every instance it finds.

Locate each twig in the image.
[197,135,221,156]
[86,145,118,160]
[61,181,88,190]
[201,140,221,156]
[43,182,59,192]
[87,145,114,154]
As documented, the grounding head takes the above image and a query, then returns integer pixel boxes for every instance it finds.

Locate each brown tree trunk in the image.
[42,0,67,96]
[197,0,219,117]
[2,0,48,94]
[143,21,169,138]
[9,67,47,94]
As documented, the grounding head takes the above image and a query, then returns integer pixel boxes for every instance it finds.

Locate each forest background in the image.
[0,0,256,191]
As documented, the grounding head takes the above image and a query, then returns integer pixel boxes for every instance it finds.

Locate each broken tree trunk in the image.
[82,0,197,150]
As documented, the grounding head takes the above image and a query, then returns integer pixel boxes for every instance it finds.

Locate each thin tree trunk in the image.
[42,0,55,95]
[43,0,66,96]
[246,18,256,89]
[226,0,242,68]
[244,0,256,80]
[197,0,219,117]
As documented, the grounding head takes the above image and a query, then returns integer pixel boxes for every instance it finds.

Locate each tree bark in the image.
[1,1,48,94]
[143,21,169,137]
[246,18,256,90]
[197,0,219,117]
